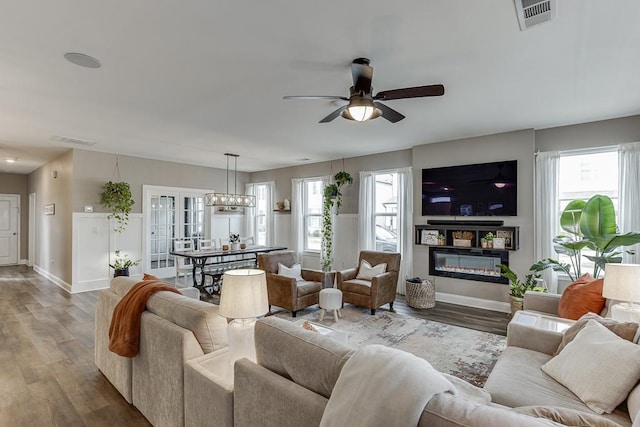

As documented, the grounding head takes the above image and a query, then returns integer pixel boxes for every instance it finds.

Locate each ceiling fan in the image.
[283,58,445,123]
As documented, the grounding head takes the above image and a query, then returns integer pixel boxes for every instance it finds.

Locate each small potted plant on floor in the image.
[110,250,141,277]
[497,264,547,315]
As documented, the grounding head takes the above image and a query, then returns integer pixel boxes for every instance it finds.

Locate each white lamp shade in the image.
[602,263,640,302]
[219,269,269,319]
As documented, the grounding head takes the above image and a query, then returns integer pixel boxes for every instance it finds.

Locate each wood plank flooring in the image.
[1,265,509,425]
[0,265,149,427]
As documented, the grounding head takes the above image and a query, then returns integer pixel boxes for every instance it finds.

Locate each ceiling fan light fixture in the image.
[494,182,507,189]
[346,105,375,122]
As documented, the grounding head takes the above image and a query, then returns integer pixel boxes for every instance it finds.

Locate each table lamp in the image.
[602,263,640,322]
[219,268,269,366]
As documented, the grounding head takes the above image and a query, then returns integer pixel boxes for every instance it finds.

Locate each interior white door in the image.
[0,195,19,265]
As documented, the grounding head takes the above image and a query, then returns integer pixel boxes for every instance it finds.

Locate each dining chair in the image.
[174,238,195,288]
[240,236,255,246]
[198,239,217,251]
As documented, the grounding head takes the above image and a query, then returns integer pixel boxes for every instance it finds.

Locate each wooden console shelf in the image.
[415,224,519,251]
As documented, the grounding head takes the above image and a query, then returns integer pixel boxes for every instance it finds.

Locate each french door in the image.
[143,186,208,278]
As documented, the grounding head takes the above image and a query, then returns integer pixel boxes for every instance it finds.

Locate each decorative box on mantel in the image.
[453,239,472,247]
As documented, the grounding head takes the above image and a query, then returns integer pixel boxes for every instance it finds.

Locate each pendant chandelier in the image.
[206,153,256,208]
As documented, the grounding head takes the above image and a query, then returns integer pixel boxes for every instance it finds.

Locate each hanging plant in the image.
[321,171,353,270]
[100,181,135,233]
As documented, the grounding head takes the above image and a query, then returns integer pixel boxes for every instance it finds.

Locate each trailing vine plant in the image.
[100,181,135,233]
[321,171,353,270]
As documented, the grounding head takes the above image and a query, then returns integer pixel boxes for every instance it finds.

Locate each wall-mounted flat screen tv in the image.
[422,160,517,216]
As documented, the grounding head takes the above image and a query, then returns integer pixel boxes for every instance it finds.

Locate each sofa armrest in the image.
[506,321,564,355]
[523,291,561,316]
[337,268,357,284]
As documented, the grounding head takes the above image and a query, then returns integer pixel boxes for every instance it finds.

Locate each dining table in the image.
[170,245,287,296]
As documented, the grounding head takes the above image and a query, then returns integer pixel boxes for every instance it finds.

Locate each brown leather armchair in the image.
[257,251,333,317]
[337,250,401,315]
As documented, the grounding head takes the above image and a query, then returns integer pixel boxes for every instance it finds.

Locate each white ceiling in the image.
[1,1,639,174]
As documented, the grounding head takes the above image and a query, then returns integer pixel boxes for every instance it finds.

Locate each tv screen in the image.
[422,160,517,216]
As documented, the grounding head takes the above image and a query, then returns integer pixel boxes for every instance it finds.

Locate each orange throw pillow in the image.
[558,274,606,320]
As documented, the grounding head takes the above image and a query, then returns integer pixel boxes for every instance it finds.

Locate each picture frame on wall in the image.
[493,237,506,249]
[421,229,439,245]
[496,230,512,249]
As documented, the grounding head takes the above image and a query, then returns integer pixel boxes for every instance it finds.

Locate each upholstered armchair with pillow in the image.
[258,251,333,317]
[337,250,401,315]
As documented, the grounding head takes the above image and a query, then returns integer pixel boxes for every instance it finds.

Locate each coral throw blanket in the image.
[108,277,181,357]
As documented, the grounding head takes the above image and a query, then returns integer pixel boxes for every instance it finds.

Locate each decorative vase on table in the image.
[231,243,241,251]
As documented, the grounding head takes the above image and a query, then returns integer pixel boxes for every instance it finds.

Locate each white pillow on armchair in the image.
[356,260,387,281]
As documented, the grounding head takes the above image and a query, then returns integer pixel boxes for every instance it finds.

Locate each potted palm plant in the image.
[109,250,141,277]
[497,264,547,315]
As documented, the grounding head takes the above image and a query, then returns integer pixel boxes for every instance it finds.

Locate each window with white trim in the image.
[304,179,323,251]
[374,172,398,252]
[254,183,269,245]
[558,149,619,271]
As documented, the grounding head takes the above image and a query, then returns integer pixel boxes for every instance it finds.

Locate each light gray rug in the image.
[273,305,506,387]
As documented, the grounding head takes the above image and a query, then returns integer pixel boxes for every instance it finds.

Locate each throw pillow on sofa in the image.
[542,319,640,414]
[555,312,639,355]
[557,273,606,320]
[356,260,387,280]
[278,263,304,281]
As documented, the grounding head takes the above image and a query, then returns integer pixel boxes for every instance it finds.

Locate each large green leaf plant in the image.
[533,194,640,281]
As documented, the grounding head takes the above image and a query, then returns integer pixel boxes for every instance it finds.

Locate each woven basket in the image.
[405,279,436,309]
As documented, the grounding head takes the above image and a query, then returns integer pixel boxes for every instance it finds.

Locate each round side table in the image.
[319,288,342,322]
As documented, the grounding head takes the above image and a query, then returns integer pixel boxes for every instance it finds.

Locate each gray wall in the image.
[72,150,249,213]
[28,150,74,283]
[413,129,536,304]
[0,172,28,260]
[249,149,412,214]
[536,115,640,152]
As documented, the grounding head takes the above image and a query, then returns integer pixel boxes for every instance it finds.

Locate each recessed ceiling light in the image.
[64,52,101,69]
[5,157,17,163]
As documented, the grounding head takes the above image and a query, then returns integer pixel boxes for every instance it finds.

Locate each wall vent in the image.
[514,0,556,31]
[50,135,97,147]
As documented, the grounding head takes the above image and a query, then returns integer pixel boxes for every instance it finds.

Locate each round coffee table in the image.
[319,288,342,322]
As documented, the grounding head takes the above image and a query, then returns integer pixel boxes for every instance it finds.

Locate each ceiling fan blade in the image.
[283,95,349,100]
[374,84,445,101]
[319,105,348,123]
[351,58,373,94]
[373,102,405,123]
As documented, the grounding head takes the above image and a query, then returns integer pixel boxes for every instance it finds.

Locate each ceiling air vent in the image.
[514,0,556,31]
[50,135,97,147]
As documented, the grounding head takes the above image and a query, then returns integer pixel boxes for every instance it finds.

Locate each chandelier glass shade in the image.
[206,153,256,208]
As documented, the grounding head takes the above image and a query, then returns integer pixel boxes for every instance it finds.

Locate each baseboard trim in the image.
[435,291,510,313]
[19,259,29,265]
[33,264,72,293]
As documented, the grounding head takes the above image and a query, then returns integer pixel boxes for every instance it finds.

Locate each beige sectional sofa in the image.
[235,317,615,427]
[95,277,228,427]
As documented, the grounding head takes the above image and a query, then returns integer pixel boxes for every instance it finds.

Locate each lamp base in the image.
[610,303,640,322]
[227,318,257,368]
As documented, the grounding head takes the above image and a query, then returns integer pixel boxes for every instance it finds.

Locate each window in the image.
[254,184,269,245]
[374,172,398,252]
[557,149,619,272]
[304,179,324,251]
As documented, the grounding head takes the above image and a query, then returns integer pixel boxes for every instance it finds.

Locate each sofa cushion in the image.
[513,406,625,427]
[484,346,631,426]
[254,317,354,399]
[296,280,322,297]
[558,274,605,320]
[340,279,373,295]
[542,320,640,414]
[555,312,638,355]
[627,381,640,425]
[146,291,228,354]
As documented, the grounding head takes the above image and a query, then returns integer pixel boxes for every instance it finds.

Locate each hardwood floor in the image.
[0,265,509,425]
[0,265,149,427]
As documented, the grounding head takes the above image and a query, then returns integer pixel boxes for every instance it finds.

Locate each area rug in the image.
[273,305,506,387]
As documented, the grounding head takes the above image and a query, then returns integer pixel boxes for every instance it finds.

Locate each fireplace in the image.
[429,247,509,284]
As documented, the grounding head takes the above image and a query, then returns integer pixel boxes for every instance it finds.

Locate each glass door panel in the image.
[149,193,177,277]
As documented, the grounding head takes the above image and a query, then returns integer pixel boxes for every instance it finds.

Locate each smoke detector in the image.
[514,0,556,31]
